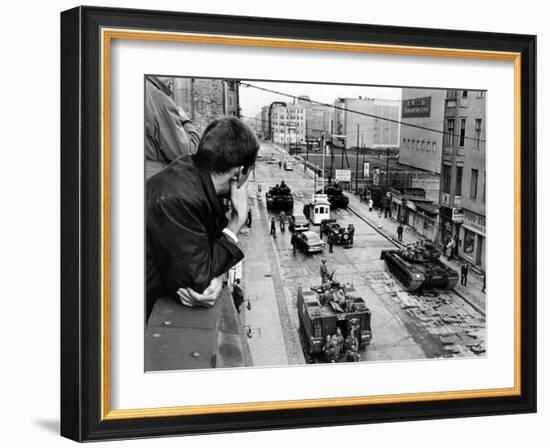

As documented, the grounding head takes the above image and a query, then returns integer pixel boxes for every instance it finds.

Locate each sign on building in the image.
[402,96,431,118]
[373,168,380,186]
[452,207,464,223]
[334,169,351,182]
[363,162,370,178]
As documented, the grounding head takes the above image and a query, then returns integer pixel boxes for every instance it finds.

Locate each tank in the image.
[265,182,294,211]
[297,275,372,362]
[317,184,349,209]
[380,241,459,291]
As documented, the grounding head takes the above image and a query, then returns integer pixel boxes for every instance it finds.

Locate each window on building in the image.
[462,90,468,98]
[477,91,485,98]
[416,140,420,150]
[483,171,486,201]
[432,142,437,152]
[475,119,482,149]
[446,118,455,146]
[421,140,425,150]
[463,229,476,256]
[459,118,466,147]
[455,166,463,196]
[447,90,458,98]
[442,165,451,194]
[470,169,479,199]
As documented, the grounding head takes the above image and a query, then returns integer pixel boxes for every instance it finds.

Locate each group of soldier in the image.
[322,327,360,363]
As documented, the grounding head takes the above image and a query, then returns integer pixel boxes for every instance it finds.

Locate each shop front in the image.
[458,209,486,270]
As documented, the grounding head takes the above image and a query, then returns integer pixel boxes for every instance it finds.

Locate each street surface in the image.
[238,142,486,366]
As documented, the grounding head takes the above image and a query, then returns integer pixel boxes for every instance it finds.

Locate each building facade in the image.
[297,96,333,139]
[334,97,401,149]
[158,77,240,135]
[438,89,486,270]
[399,89,446,174]
[270,103,306,144]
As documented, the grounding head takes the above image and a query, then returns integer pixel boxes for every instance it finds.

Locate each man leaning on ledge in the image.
[145,117,259,320]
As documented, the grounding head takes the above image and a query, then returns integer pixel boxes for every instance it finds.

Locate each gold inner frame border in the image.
[99,27,522,421]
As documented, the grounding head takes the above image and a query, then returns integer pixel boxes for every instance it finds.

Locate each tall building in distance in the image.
[334,97,401,149]
[297,96,333,139]
[399,89,447,174]
[269,102,306,144]
[438,89,486,269]
[158,77,240,135]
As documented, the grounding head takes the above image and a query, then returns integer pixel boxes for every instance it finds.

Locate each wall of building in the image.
[158,77,239,135]
[336,98,400,149]
[399,88,446,174]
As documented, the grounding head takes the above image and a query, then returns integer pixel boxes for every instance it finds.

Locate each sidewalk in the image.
[345,191,486,313]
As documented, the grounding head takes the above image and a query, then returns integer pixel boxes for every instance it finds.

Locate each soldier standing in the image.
[328,232,335,253]
[320,259,329,284]
[461,263,469,286]
[270,217,277,238]
[290,232,298,255]
[347,224,355,245]
[397,222,403,243]
[279,211,286,232]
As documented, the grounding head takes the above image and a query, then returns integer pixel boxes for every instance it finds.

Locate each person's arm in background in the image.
[158,99,200,160]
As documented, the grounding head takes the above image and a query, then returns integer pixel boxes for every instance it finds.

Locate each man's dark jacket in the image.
[146,155,244,316]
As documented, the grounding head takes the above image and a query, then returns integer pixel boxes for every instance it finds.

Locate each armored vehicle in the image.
[317,183,349,209]
[297,275,372,362]
[265,182,294,211]
[380,240,459,291]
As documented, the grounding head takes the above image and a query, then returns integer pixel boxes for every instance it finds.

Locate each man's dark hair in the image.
[194,117,259,173]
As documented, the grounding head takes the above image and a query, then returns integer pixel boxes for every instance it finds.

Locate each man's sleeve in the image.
[150,197,243,295]
[157,97,200,161]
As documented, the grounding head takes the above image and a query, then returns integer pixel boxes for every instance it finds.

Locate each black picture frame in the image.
[61,5,536,442]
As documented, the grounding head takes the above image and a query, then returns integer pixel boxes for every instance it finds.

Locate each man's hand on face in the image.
[177,276,223,308]
[227,175,249,235]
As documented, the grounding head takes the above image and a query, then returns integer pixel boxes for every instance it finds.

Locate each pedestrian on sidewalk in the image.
[461,263,469,286]
[246,208,252,228]
[482,273,486,292]
[291,232,297,255]
[397,222,404,243]
[377,210,383,229]
[279,211,286,232]
[278,160,282,169]
[368,198,373,212]
[446,238,455,260]
[270,217,277,238]
[232,279,244,313]
[320,259,329,284]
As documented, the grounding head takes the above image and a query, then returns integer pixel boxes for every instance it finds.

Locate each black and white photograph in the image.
[144,76,487,371]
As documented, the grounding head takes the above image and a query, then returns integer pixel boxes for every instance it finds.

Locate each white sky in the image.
[238,80,403,119]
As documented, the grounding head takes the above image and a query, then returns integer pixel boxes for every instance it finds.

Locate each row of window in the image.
[442,165,486,201]
[402,138,437,152]
[447,90,485,99]
[445,117,483,148]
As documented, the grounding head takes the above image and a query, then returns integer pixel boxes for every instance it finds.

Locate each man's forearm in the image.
[226,214,247,237]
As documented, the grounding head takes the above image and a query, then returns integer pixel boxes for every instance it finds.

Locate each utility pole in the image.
[386,146,390,191]
[329,120,334,185]
[355,124,360,194]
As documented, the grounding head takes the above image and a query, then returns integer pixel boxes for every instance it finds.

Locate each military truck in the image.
[297,275,372,362]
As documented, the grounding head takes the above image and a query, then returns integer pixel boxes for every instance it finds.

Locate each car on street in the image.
[295,231,326,253]
[284,160,294,171]
[289,214,310,233]
[266,156,278,164]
